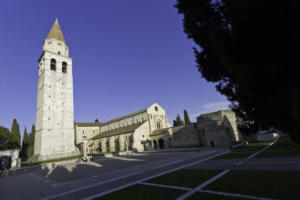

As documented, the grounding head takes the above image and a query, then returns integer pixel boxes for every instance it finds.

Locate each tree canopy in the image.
[0,126,10,150]
[184,109,192,125]
[27,125,36,158]
[20,127,29,160]
[174,114,184,127]
[10,119,21,148]
[176,0,300,142]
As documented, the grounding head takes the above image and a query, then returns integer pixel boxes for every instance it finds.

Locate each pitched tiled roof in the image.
[46,18,65,43]
[75,122,103,127]
[100,108,147,125]
[92,122,144,139]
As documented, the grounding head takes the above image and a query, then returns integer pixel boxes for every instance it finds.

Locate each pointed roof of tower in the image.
[46,18,65,43]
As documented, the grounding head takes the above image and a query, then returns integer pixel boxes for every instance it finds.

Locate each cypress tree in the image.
[95,119,99,123]
[0,126,10,150]
[173,120,178,127]
[20,127,29,160]
[27,125,35,158]
[176,114,184,126]
[10,119,21,149]
[184,110,191,125]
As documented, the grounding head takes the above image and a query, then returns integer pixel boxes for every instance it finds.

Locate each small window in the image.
[50,59,56,71]
[62,62,67,73]
[58,51,61,55]
[155,106,158,111]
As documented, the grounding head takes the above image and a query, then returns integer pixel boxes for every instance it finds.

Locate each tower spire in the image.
[46,18,65,43]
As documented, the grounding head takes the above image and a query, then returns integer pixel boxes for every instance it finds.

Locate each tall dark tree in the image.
[10,119,21,148]
[173,120,178,127]
[184,110,191,125]
[95,119,99,123]
[20,127,29,160]
[176,0,300,142]
[176,114,184,126]
[0,126,10,150]
[27,125,36,158]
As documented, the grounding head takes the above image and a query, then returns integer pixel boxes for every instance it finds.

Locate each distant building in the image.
[196,110,240,147]
[78,109,240,154]
[75,103,170,153]
[257,130,279,141]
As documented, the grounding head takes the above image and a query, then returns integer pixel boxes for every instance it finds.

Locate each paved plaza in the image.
[0,145,299,200]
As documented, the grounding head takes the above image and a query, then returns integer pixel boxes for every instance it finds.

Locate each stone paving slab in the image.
[0,150,219,200]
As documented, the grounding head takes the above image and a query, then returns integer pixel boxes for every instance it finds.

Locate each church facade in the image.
[75,102,171,153]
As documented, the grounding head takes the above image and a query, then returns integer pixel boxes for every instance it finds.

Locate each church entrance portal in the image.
[115,138,120,152]
[158,139,165,149]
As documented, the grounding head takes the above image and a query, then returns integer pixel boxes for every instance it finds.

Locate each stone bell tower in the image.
[33,19,78,161]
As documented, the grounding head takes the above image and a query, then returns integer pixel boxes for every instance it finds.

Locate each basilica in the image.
[33,19,240,161]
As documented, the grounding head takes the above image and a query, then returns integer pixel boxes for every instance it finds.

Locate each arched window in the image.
[62,62,67,73]
[50,59,56,71]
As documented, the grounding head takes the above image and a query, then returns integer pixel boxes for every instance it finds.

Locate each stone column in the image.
[119,135,125,152]
[109,136,115,152]
[101,138,106,153]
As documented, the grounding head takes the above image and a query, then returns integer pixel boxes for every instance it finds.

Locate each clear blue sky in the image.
[0,0,229,136]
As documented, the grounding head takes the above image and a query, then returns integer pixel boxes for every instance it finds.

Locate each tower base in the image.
[32,150,81,162]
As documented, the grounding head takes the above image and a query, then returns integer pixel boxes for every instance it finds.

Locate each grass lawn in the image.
[214,142,271,159]
[146,169,222,188]
[93,184,186,200]
[187,192,247,200]
[255,137,300,158]
[205,170,300,200]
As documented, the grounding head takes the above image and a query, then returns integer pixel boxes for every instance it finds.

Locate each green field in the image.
[93,184,185,200]
[93,184,247,200]
[214,141,271,159]
[205,170,300,200]
[146,169,222,188]
[256,137,300,158]
[187,192,247,200]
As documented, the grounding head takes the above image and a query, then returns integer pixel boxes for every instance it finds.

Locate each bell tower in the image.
[34,19,78,161]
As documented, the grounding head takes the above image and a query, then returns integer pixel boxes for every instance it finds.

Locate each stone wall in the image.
[75,126,99,144]
[196,110,240,147]
[171,125,202,148]
[0,150,20,169]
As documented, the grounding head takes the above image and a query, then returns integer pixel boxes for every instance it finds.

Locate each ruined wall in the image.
[196,110,240,147]
[170,125,202,148]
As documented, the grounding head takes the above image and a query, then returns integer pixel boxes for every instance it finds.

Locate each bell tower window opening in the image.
[62,62,67,73]
[50,59,56,71]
